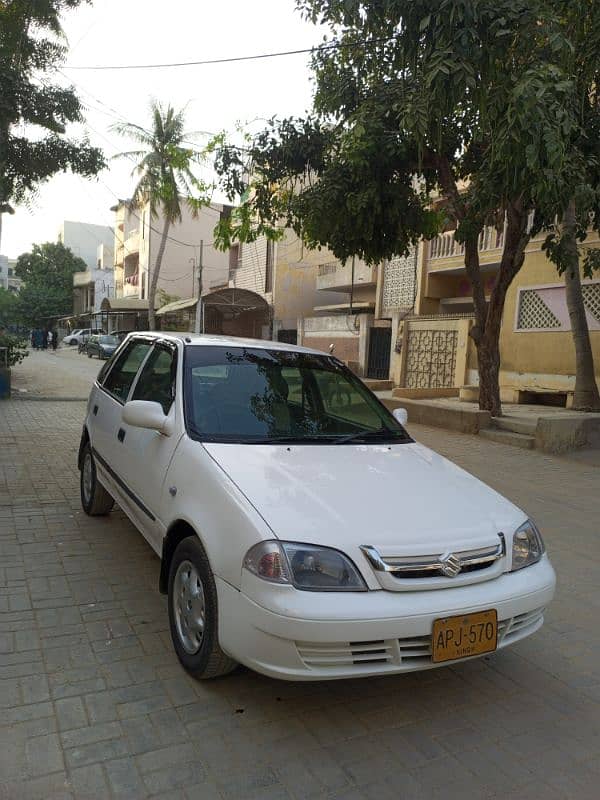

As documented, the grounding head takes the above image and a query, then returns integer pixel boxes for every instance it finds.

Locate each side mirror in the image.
[122,400,171,435]
[393,407,408,426]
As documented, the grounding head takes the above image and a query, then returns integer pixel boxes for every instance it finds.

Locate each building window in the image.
[516,288,562,330]
[265,241,274,293]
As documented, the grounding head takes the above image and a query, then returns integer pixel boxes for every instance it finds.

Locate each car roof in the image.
[125,331,329,357]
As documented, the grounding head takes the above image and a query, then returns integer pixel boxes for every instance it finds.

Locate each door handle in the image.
[93,404,98,416]
[117,428,126,443]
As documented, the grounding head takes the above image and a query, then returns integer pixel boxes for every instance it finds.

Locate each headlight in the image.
[243,541,367,592]
[511,520,545,571]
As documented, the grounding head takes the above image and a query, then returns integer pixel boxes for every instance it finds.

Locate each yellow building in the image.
[387,225,600,406]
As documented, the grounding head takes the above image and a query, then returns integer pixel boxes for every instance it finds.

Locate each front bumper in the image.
[217,556,556,681]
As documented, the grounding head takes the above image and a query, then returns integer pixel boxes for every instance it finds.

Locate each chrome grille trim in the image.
[361,535,505,579]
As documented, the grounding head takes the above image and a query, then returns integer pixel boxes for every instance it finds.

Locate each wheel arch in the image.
[160,519,201,594]
[78,426,90,471]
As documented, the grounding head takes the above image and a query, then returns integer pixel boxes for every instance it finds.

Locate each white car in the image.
[63,328,93,346]
[79,332,556,681]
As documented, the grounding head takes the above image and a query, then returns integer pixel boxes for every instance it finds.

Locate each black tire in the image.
[80,443,114,516]
[168,536,237,679]
[87,351,93,358]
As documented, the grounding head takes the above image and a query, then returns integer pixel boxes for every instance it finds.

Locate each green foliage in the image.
[112,102,211,224]
[0,332,28,367]
[14,241,86,326]
[533,1,600,278]
[212,1,582,266]
[0,0,105,216]
[113,102,213,328]
[0,286,18,327]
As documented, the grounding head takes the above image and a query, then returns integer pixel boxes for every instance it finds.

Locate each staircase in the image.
[479,415,537,450]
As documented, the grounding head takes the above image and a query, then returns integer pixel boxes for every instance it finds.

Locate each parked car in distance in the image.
[64,328,103,347]
[86,334,119,360]
[63,328,88,346]
[78,333,556,681]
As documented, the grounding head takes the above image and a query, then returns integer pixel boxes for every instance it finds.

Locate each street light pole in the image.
[194,240,204,334]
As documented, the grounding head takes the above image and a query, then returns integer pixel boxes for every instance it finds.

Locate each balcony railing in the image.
[318,262,338,277]
[429,225,505,260]
[316,258,376,290]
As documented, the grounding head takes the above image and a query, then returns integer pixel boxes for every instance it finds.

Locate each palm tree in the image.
[112,102,207,330]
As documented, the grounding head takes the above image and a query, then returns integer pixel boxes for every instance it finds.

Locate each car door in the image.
[118,340,184,552]
[91,337,153,518]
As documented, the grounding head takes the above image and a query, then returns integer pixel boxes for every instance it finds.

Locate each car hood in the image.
[203,442,524,554]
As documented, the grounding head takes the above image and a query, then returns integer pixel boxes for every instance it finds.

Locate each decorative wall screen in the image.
[382,248,417,311]
[405,329,458,388]
[517,289,561,330]
[583,283,600,323]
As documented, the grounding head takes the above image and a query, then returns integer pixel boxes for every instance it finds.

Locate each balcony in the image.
[124,229,139,256]
[73,270,93,288]
[427,225,505,273]
[316,259,377,292]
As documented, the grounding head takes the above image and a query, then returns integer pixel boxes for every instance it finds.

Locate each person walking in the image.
[41,329,48,350]
[51,328,58,351]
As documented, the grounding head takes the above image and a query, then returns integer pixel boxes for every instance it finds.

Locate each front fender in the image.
[161,438,273,588]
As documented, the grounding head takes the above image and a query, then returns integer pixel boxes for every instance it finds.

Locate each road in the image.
[11,346,104,400]
[1,352,599,799]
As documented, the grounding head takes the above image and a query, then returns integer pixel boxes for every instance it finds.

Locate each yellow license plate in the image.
[432,609,498,663]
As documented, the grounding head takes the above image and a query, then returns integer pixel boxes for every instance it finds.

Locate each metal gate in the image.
[405,329,458,388]
[367,327,391,379]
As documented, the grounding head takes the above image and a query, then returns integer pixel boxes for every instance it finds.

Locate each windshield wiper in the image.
[334,427,404,444]
[242,434,339,444]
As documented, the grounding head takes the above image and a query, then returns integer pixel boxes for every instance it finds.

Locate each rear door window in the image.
[101,339,152,402]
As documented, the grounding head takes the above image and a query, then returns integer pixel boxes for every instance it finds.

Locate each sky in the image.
[1,0,324,258]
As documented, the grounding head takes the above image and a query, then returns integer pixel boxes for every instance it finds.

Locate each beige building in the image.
[111,200,230,309]
[157,227,348,339]
[298,250,418,378]
[387,224,600,405]
[0,256,21,293]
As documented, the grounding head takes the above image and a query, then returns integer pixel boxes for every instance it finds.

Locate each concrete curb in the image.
[382,396,491,434]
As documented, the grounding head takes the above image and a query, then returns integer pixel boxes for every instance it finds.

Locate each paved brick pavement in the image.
[11,348,102,400]
[1,399,599,799]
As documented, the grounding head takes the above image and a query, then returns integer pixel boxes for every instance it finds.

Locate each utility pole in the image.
[194,240,204,335]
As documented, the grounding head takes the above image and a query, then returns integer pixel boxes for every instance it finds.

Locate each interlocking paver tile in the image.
[1,366,599,799]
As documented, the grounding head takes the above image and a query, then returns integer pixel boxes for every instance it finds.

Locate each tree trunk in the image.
[147,218,171,331]
[562,200,600,410]
[465,204,530,417]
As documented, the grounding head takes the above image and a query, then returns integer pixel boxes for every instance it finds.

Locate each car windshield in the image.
[184,346,411,445]
[99,335,118,345]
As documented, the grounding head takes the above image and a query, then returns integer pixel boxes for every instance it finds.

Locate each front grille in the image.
[295,607,545,672]
[296,640,394,668]
[361,539,505,581]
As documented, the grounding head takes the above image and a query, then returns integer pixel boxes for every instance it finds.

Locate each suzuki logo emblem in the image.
[440,553,462,578]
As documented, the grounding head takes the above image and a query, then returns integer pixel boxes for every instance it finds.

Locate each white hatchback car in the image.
[79,332,556,681]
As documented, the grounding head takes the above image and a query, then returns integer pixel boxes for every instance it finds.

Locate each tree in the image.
[534,1,600,410]
[0,286,18,328]
[213,1,579,416]
[112,102,209,330]
[15,241,86,326]
[0,0,105,249]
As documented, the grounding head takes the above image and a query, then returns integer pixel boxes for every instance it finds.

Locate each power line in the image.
[63,35,397,72]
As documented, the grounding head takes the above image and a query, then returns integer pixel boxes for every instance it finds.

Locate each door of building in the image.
[367,327,391,379]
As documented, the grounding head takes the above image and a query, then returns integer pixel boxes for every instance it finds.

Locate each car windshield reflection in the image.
[184,346,411,445]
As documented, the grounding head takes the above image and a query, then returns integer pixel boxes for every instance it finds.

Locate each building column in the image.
[357,313,374,377]
[297,316,305,347]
